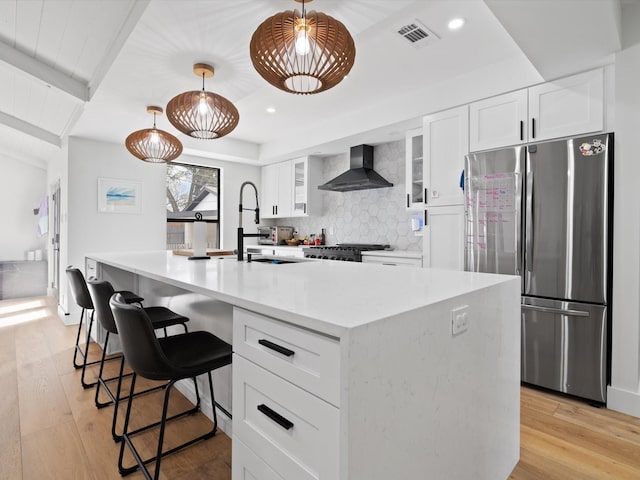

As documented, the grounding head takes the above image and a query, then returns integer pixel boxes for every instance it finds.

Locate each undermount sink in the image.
[251,258,297,264]
[248,255,309,265]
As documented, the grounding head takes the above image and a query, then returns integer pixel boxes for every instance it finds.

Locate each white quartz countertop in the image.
[88,250,517,337]
[361,250,422,259]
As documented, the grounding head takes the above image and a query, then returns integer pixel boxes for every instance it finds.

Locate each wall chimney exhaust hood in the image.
[318,145,393,192]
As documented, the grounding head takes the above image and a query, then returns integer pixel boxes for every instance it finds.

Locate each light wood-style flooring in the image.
[1,296,640,479]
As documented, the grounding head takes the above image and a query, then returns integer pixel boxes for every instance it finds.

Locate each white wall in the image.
[61,137,167,318]
[56,137,260,319]
[0,155,48,261]
[609,38,640,417]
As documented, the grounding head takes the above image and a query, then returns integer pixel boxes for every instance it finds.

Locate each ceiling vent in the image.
[395,20,439,49]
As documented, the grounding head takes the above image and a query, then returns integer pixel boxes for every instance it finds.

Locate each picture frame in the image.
[97,177,142,214]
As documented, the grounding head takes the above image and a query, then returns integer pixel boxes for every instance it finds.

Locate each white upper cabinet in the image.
[262,156,321,219]
[528,68,604,142]
[405,128,424,210]
[261,161,292,218]
[470,69,605,152]
[469,90,528,152]
[291,156,321,217]
[423,105,468,207]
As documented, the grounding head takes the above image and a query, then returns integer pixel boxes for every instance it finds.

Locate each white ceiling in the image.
[0,0,628,168]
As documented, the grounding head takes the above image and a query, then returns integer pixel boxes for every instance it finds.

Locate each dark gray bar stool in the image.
[65,267,143,388]
[87,279,189,441]
[110,293,232,480]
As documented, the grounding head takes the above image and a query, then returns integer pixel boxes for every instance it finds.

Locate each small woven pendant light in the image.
[250,0,356,95]
[166,63,239,139]
[125,106,183,163]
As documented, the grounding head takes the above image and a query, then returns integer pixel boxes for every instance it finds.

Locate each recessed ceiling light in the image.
[448,18,465,30]
[266,107,276,114]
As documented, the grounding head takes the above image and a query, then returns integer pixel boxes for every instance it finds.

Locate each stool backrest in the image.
[65,267,93,310]
[86,280,118,334]
[109,293,175,381]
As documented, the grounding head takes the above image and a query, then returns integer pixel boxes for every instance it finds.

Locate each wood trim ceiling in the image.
[0,0,150,149]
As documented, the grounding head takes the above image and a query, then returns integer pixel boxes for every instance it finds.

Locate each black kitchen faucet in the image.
[237,181,268,261]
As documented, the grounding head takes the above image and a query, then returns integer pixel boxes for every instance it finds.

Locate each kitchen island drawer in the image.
[233,307,340,406]
[233,438,285,480]
[232,355,339,480]
[361,255,422,268]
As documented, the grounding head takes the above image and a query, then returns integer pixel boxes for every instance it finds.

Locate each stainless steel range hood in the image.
[318,145,393,192]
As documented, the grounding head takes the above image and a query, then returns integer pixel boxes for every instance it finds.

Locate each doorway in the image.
[51,180,61,302]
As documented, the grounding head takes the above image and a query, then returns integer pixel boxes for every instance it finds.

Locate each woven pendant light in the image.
[166,63,239,139]
[125,106,183,163]
[250,0,356,95]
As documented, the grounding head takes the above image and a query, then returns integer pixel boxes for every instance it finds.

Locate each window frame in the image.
[166,162,221,249]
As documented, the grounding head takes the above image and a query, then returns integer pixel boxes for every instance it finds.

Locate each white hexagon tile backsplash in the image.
[273,140,422,251]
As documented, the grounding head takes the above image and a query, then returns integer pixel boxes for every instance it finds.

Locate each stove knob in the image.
[330,256,337,260]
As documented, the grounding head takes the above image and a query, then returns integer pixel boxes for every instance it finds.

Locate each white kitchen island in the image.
[87,250,520,480]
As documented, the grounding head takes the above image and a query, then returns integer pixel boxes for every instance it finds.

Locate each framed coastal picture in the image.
[97,177,142,214]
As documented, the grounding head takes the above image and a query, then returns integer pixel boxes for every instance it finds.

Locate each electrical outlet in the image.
[451,305,469,336]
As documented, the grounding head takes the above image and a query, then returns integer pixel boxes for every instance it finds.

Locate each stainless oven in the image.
[258,226,294,245]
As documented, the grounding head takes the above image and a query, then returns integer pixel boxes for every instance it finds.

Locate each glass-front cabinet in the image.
[405,128,424,210]
[292,158,308,216]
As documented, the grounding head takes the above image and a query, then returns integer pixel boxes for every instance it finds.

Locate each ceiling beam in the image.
[0,110,61,147]
[0,40,89,102]
[88,0,151,100]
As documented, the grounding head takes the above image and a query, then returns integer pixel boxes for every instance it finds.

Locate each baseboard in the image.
[607,385,640,418]
[174,378,233,437]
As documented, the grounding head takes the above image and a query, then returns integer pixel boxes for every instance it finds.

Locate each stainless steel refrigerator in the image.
[464,133,613,403]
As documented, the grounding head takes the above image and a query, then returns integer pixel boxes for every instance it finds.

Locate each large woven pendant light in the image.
[125,106,183,163]
[250,0,355,95]
[166,63,239,139]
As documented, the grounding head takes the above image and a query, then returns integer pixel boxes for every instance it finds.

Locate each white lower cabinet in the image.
[232,308,340,480]
[423,205,465,270]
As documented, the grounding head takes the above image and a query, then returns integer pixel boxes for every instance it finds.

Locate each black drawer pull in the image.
[531,118,536,139]
[257,404,294,430]
[519,120,524,141]
[258,339,295,357]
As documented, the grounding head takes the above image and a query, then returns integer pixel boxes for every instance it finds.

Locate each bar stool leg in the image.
[207,371,218,434]
[72,308,86,369]
[94,331,111,407]
[118,373,139,476]
[153,380,177,480]
[112,355,127,442]
[80,311,98,389]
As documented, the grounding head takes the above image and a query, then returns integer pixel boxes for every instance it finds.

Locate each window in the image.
[166,163,220,250]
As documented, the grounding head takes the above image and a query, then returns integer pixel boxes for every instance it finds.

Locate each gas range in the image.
[302,243,390,262]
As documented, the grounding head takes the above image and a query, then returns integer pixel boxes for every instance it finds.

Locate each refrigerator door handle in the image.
[521,304,590,317]
[525,171,534,271]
